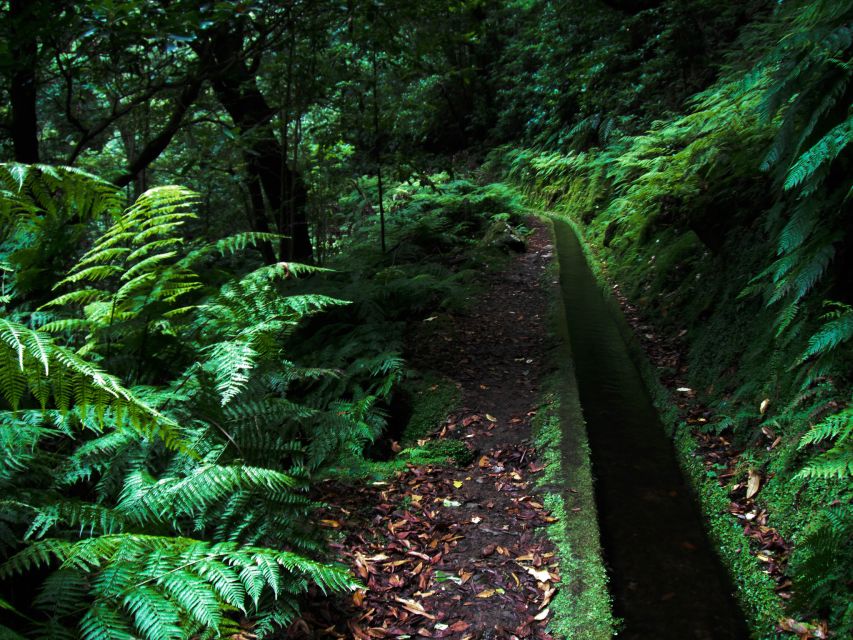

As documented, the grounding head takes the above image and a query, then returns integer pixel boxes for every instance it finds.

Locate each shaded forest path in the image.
[286,220,560,639]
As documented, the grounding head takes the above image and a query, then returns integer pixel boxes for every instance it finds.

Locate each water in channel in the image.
[553,219,749,640]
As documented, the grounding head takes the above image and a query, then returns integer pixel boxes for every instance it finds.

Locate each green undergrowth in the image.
[0,168,527,638]
[338,372,469,479]
[301,174,527,483]
[534,220,614,640]
[399,373,462,448]
[348,439,474,480]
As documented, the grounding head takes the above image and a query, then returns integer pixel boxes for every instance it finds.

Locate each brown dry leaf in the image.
[476,589,496,598]
[348,621,371,640]
[353,589,366,607]
[393,597,435,620]
[540,585,555,608]
[485,414,498,423]
[354,553,370,579]
[746,469,761,500]
[319,519,342,528]
[448,621,471,632]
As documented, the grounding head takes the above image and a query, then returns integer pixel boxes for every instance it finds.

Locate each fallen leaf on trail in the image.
[471,516,482,524]
[759,398,770,415]
[393,597,435,620]
[534,608,549,621]
[485,414,497,423]
[527,567,551,582]
[476,589,496,598]
[453,480,463,488]
[319,519,341,528]
[746,469,761,500]
[354,553,369,579]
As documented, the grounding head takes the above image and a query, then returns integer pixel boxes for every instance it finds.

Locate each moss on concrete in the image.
[534,217,615,640]
[547,211,785,639]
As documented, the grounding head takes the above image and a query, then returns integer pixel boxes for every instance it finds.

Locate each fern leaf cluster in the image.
[0,166,374,638]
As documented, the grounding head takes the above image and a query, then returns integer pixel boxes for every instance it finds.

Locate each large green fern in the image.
[0,167,367,638]
[0,535,356,640]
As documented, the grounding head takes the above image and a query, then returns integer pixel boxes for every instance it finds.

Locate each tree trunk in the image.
[112,76,204,189]
[208,26,313,262]
[9,0,40,163]
[372,49,386,254]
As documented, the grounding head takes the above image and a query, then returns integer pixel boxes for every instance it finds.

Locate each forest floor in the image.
[284,220,562,639]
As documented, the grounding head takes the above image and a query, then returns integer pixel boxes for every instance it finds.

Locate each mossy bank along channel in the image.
[552,219,749,640]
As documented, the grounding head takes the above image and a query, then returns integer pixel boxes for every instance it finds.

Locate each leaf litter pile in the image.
[286,220,559,639]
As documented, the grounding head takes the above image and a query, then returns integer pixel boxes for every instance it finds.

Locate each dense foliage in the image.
[0,0,850,637]
[491,0,852,634]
